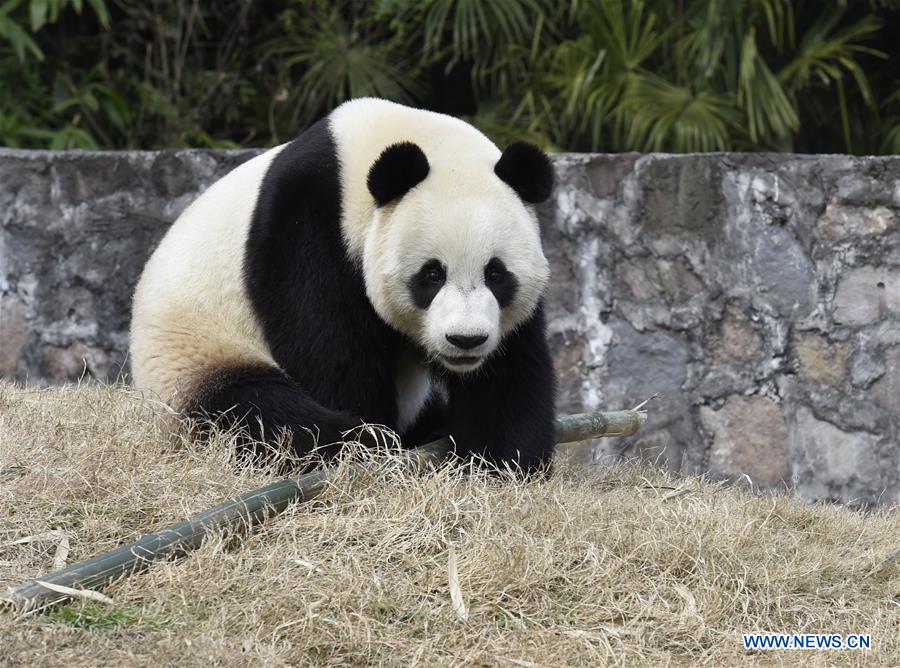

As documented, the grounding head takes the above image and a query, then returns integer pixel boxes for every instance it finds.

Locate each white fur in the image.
[425,284,498,370]
[395,351,433,432]
[329,98,503,262]
[130,146,286,406]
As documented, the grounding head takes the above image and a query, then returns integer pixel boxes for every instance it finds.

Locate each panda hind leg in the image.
[183,363,369,468]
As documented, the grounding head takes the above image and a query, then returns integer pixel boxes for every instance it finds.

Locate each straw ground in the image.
[0,381,897,666]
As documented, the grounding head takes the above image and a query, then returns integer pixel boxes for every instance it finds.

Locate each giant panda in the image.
[130,98,556,474]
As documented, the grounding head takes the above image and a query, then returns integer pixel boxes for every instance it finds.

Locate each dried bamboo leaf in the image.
[35,581,114,605]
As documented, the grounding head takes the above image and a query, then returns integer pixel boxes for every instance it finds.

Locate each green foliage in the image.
[0,0,897,153]
[262,0,422,140]
[0,0,107,61]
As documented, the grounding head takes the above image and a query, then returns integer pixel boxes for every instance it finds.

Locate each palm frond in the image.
[778,10,883,105]
[617,74,738,151]
[263,2,422,131]
[584,0,665,71]
[417,0,546,62]
[738,27,799,142]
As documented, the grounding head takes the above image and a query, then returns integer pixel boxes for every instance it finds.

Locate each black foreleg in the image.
[444,303,556,476]
[186,364,376,465]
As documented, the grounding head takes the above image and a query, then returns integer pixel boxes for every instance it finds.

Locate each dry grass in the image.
[0,381,898,667]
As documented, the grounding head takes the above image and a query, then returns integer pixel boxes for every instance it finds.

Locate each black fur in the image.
[442,302,556,475]
[494,142,554,204]
[401,390,449,446]
[408,259,446,309]
[367,142,430,206]
[484,257,518,309]
[186,364,359,463]
[234,117,403,456]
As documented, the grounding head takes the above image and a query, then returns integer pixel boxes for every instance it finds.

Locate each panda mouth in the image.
[439,354,482,369]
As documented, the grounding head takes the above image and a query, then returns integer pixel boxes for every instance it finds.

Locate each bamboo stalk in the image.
[555,409,646,442]
[2,408,646,613]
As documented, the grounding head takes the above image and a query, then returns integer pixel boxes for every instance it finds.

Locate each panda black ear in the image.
[494,142,554,204]
[367,142,430,207]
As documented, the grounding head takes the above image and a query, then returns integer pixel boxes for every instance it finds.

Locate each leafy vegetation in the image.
[46,602,174,631]
[1,0,898,152]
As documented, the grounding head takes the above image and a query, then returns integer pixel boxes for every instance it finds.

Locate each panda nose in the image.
[446,333,488,351]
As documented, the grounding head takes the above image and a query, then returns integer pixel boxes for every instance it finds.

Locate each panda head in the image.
[363,140,553,373]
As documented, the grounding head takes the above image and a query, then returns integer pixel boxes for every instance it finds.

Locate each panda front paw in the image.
[472,449,553,480]
[341,422,402,451]
[282,421,399,470]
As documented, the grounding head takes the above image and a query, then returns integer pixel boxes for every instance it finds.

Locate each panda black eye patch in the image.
[484,257,518,308]
[409,259,446,309]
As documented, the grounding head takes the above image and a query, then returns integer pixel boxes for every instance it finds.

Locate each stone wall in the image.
[1,148,898,507]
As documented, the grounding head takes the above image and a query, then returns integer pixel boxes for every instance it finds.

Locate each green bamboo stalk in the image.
[2,408,646,613]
